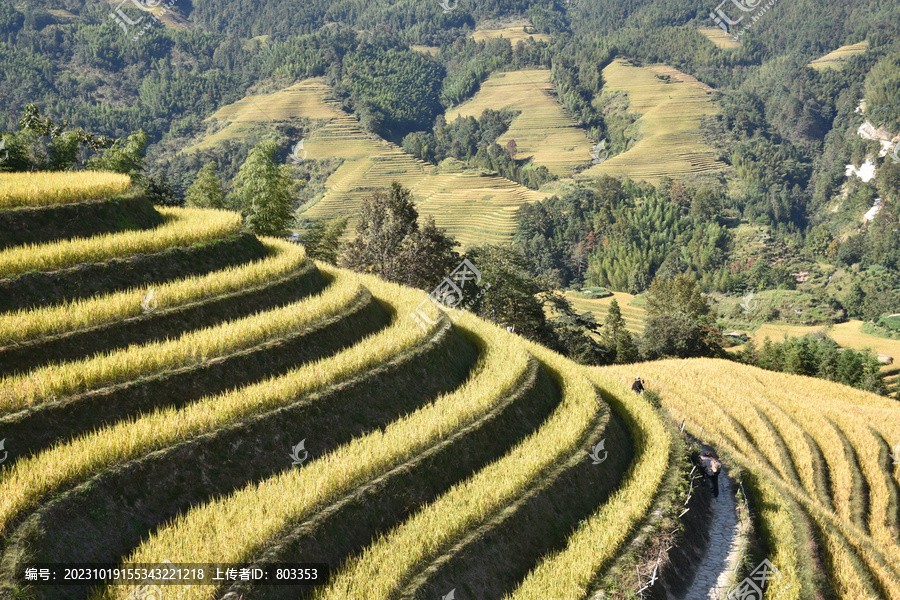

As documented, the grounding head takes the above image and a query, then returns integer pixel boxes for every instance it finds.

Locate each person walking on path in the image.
[699,451,722,498]
[631,376,644,394]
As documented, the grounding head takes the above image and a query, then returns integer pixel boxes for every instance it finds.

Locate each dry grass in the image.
[102,316,531,598]
[614,359,900,596]
[447,69,593,177]
[0,207,241,278]
[183,79,344,153]
[580,59,727,183]
[0,238,306,347]
[561,291,646,334]
[0,171,132,209]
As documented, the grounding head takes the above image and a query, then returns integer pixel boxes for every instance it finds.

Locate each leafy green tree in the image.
[300,216,348,264]
[756,337,783,371]
[641,274,724,359]
[601,299,638,363]
[843,282,866,319]
[864,54,900,131]
[689,187,722,222]
[231,141,296,236]
[738,337,758,364]
[185,161,226,209]
[339,182,459,289]
[806,224,833,258]
[465,244,555,346]
[145,173,180,206]
[87,130,149,182]
[542,290,607,364]
[2,104,114,172]
[645,273,710,320]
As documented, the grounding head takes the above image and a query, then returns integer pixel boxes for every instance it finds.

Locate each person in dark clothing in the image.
[631,376,644,394]
[699,451,722,498]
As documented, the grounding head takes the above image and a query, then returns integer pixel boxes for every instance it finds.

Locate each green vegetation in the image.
[738,335,887,394]
[230,141,296,235]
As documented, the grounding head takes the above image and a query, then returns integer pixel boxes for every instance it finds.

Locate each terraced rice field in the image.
[581,59,728,183]
[698,26,741,49]
[183,76,548,246]
[182,79,345,153]
[470,26,551,44]
[447,69,594,177]
[563,291,646,335]
[809,41,869,70]
[0,171,132,209]
[0,180,679,600]
[607,359,900,599]
[1,176,898,600]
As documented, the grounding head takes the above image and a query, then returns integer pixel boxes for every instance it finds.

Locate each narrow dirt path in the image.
[679,467,746,599]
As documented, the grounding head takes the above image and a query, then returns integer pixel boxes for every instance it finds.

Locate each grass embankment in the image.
[504,368,671,600]
[314,340,610,600]
[0,275,363,412]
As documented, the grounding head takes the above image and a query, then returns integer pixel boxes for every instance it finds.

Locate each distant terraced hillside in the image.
[182,79,345,153]
[182,77,547,246]
[563,290,646,335]
[698,26,740,49]
[0,173,898,600]
[447,69,594,177]
[809,41,869,70]
[582,59,728,184]
[470,25,551,44]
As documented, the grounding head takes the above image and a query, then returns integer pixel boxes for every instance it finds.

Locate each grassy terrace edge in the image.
[0,172,132,210]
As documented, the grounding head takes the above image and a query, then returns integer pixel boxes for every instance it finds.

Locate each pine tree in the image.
[231,141,296,236]
[185,161,225,209]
